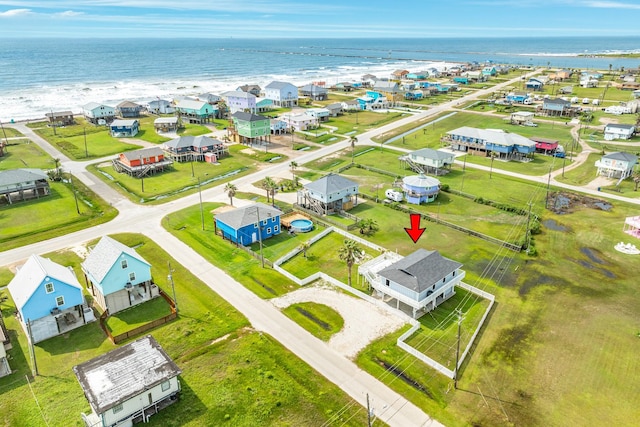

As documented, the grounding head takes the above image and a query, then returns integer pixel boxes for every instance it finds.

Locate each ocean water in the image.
[1,37,639,122]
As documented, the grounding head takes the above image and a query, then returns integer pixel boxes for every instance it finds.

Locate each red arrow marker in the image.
[404,213,425,243]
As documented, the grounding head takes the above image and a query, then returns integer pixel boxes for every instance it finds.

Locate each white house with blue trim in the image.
[110,119,139,137]
[264,81,298,107]
[8,254,94,343]
[374,249,465,318]
[214,203,283,246]
[81,236,158,315]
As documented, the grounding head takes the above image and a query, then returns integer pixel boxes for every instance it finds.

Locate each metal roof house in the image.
[594,152,638,179]
[374,249,465,318]
[109,119,139,138]
[45,110,74,126]
[400,148,455,176]
[74,335,182,427]
[81,236,159,315]
[116,100,143,118]
[163,135,227,162]
[0,169,50,205]
[297,173,358,215]
[264,81,298,107]
[444,126,536,160]
[82,102,115,125]
[402,173,441,204]
[604,124,636,141]
[214,202,283,246]
[8,254,94,343]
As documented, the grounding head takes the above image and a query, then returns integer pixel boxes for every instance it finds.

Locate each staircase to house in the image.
[399,155,425,174]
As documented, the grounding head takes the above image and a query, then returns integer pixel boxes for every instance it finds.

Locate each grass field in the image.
[105,297,173,335]
[282,302,344,341]
[0,139,54,170]
[0,234,375,426]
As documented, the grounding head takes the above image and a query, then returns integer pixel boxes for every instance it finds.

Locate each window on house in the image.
[442,277,446,283]
[266,227,271,234]
[113,404,123,413]
[254,222,258,228]
[161,380,171,392]
[274,225,279,232]
[121,259,128,269]
[56,296,65,306]
[45,282,54,293]
[129,272,136,282]
[385,279,390,287]
[262,220,267,225]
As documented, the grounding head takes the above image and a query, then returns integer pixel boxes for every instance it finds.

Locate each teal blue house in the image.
[175,99,217,124]
[214,203,283,246]
[8,254,92,343]
[81,236,158,315]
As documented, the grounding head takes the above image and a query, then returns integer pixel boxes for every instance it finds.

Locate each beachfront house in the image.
[8,254,94,343]
[374,249,465,319]
[444,126,536,160]
[81,235,159,315]
[45,111,74,126]
[0,169,50,205]
[74,335,182,427]
[299,84,328,101]
[109,119,139,137]
[197,93,222,104]
[392,69,409,80]
[297,173,358,215]
[116,101,143,118]
[400,148,455,175]
[214,202,283,246]
[230,111,271,144]
[222,91,258,114]
[334,82,354,92]
[236,84,262,97]
[175,99,217,124]
[82,102,116,125]
[147,99,175,115]
[154,117,179,132]
[604,124,636,140]
[264,81,298,107]
[256,97,274,114]
[163,135,227,162]
[594,152,638,179]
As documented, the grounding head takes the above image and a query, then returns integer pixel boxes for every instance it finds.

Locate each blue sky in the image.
[1,0,639,38]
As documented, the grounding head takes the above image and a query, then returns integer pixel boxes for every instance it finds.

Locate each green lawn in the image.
[1,126,23,138]
[325,110,406,135]
[0,139,54,170]
[282,302,344,341]
[105,297,173,335]
[555,152,600,186]
[0,234,374,426]
[177,124,211,136]
[33,119,142,160]
[134,116,172,143]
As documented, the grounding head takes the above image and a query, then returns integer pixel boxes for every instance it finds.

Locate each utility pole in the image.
[454,309,463,389]
[167,261,178,314]
[84,127,88,158]
[139,155,144,193]
[524,202,533,254]
[70,173,80,214]
[366,393,373,427]
[545,166,552,209]
[198,176,204,231]
[256,206,264,268]
[0,119,8,153]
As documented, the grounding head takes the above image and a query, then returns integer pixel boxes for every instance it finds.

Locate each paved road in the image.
[6,70,638,426]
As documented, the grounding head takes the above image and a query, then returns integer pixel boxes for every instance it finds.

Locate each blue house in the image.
[505,92,530,103]
[175,99,217,123]
[453,77,470,85]
[482,66,497,76]
[373,249,465,318]
[8,254,94,343]
[116,100,143,118]
[214,202,283,246]
[402,173,441,204]
[445,126,535,159]
[525,78,544,91]
[110,119,139,137]
[81,236,158,315]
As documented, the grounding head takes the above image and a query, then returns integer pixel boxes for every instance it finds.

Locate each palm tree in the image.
[289,161,298,182]
[224,182,237,205]
[298,241,310,258]
[633,172,640,191]
[358,218,379,236]
[338,239,364,287]
[350,136,358,164]
[262,177,276,204]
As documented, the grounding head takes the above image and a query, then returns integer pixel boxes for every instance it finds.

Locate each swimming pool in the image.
[290,218,314,233]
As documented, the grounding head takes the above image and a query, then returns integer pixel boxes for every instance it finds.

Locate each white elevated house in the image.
[279,113,317,131]
[74,335,182,427]
[371,249,465,319]
[594,152,638,179]
[264,81,298,107]
[297,173,358,215]
[400,148,455,175]
[603,124,635,140]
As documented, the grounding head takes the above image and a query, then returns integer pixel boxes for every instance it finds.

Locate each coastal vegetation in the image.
[282,302,344,341]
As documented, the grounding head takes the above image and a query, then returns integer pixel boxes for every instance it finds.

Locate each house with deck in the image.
[153,117,179,132]
[222,91,258,114]
[305,107,330,122]
[510,111,535,125]
[81,236,159,315]
[175,99,217,123]
[595,152,638,178]
[74,335,182,427]
[236,84,261,97]
[525,78,544,91]
[297,173,358,215]
[400,148,455,175]
[197,93,222,104]
[112,146,173,177]
[531,137,559,155]
[230,111,271,144]
[279,113,317,131]
[109,119,139,137]
[326,102,343,117]
[264,81,298,107]
[0,318,11,377]
[372,81,401,103]
[0,169,50,205]
[300,84,328,101]
[604,124,635,140]
[392,69,409,80]
[270,119,288,134]
[373,249,465,319]
[116,101,143,118]
[8,254,95,343]
[214,203,283,246]
[45,111,74,126]
[540,98,574,117]
[163,135,227,162]
[82,102,116,125]
[444,126,536,160]
[147,99,175,115]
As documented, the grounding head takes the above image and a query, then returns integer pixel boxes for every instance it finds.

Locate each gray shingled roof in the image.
[214,202,282,229]
[378,249,462,293]
[265,81,293,90]
[409,148,454,161]
[0,169,47,187]
[164,135,222,150]
[232,111,269,122]
[605,124,635,130]
[73,335,181,414]
[603,152,638,163]
[81,236,150,283]
[304,173,358,196]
